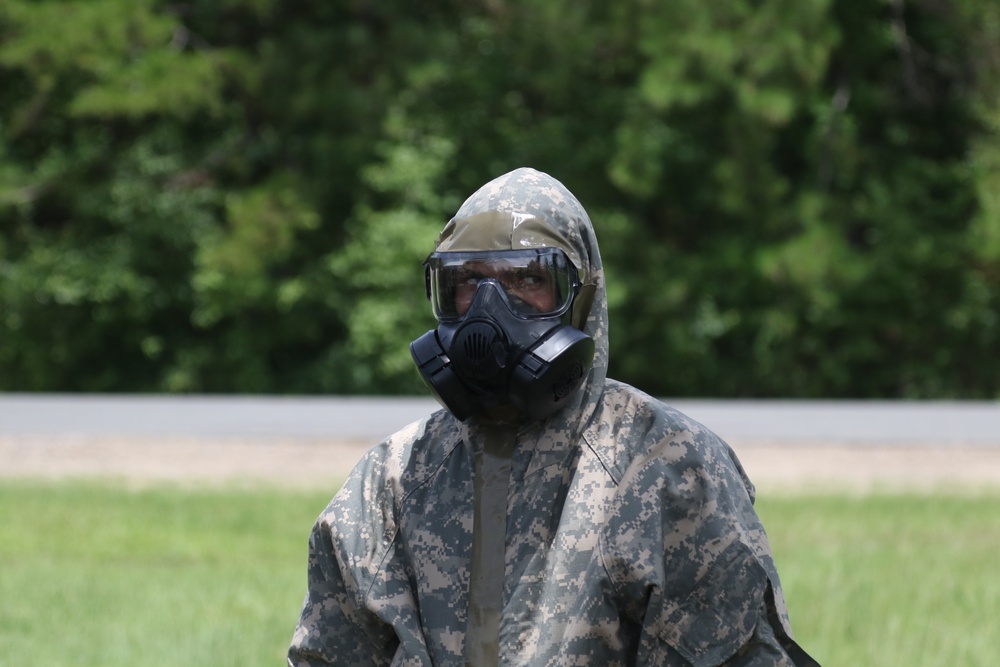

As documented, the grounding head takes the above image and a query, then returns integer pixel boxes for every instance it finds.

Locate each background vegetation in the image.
[2,0,999,398]
[1,480,998,666]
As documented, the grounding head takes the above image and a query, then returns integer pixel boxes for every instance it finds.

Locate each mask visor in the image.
[427,248,579,320]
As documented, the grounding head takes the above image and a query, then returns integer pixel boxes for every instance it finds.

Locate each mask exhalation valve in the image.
[452,320,507,381]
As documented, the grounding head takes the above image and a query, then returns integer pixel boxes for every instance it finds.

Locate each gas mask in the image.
[410,247,595,423]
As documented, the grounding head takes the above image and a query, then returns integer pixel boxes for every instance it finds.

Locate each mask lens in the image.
[428,248,578,319]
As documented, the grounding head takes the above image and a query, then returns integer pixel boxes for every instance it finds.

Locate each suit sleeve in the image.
[287,512,398,667]
[287,448,401,667]
[602,430,820,667]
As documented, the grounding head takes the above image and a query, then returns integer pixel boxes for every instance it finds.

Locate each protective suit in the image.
[288,168,819,666]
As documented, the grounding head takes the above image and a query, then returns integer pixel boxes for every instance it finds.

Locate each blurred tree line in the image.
[1,0,998,398]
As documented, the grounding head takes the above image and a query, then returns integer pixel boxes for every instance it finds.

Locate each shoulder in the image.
[589,381,765,578]
[311,409,463,586]
[334,407,462,507]
[583,380,744,489]
[318,408,462,535]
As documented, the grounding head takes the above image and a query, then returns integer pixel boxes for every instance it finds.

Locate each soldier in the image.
[288,167,819,666]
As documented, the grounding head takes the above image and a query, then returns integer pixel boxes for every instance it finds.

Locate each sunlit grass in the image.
[0,481,332,667]
[1,481,997,666]
[757,493,1000,666]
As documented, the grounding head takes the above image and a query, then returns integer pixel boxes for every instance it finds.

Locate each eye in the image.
[511,271,546,290]
[455,270,485,287]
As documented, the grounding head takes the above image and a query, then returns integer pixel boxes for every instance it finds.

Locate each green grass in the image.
[0,481,332,667]
[1,481,998,666]
[756,493,1000,666]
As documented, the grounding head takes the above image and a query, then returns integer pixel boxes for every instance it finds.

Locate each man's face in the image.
[452,259,557,316]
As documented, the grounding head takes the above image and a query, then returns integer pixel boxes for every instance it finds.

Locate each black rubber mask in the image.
[410,254,594,423]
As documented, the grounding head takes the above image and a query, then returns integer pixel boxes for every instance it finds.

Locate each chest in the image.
[387,445,631,664]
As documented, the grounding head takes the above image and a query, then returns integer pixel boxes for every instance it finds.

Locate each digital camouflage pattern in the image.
[288,168,819,666]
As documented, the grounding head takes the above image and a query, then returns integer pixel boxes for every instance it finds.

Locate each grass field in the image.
[1,480,997,666]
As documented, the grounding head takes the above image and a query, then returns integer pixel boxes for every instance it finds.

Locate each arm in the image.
[288,442,404,667]
[287,512,398,667]
[633,541,819,667]
[603,429,820,667]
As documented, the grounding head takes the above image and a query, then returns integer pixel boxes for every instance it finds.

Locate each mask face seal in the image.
[410,248,595,422]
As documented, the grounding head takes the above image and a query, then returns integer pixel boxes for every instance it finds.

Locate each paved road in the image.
[1,394,997,446]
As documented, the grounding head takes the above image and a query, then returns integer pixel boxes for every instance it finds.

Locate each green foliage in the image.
[605,0,1000,397]
[0,0,998,396]
[326,104,459,391]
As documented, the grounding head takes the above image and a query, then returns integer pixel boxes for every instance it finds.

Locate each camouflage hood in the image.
[435,166,609,434]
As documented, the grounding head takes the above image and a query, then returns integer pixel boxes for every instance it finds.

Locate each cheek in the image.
[527,292,557,312]
[454,286,475,314]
